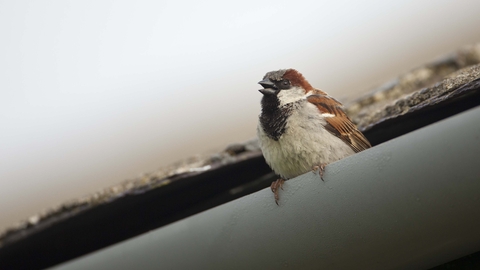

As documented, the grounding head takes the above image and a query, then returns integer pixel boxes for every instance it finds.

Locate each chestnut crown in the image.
[258,69,313,93]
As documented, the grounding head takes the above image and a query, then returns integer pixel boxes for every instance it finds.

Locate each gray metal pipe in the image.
[53,106,480,270]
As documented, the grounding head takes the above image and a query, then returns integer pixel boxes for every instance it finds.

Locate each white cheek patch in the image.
[277,87,307,106]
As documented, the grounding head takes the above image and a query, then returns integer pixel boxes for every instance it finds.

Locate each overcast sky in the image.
[1,0,480,231]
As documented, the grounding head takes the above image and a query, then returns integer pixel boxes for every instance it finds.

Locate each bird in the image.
[256,69,371,205]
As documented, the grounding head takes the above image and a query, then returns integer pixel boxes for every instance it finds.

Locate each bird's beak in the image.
[258,78,277,95]
[258,78,275,89]
[259,88,277,95]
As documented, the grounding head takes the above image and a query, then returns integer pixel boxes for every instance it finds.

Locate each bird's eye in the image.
[277,79,290,89]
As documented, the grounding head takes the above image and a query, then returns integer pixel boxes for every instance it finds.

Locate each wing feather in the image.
[307,92,371,153]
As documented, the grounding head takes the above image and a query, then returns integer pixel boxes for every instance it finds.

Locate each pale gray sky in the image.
[1,0,480,231]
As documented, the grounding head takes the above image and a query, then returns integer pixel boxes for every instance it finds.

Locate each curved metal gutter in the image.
[52,106,480,270]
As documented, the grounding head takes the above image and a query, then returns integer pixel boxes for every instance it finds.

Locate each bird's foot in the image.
[270,178,285,205]
[312,164,326,181]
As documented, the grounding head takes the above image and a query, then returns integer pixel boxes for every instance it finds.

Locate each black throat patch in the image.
[259,94,293,141]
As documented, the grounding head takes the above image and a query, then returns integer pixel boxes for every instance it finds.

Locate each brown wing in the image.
[307,92,371,153]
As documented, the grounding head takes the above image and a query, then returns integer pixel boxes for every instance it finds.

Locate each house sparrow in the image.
[257,69,371,205]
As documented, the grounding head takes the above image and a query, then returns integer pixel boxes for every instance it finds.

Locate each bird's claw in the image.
[270,179,285,205]
[312,164,326,181]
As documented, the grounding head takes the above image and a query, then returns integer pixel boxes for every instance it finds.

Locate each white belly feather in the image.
[257,101,355,179]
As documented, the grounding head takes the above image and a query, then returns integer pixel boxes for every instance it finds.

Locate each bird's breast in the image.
[259,102,294,141]
[257,102,355,179]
